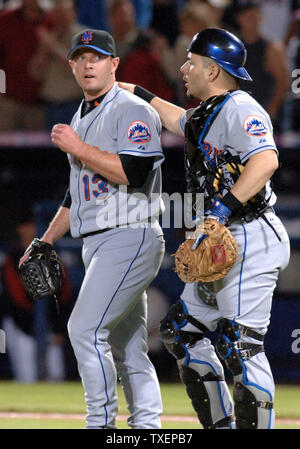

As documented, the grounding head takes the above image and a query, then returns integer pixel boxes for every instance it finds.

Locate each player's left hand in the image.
[192,199,232,250]
[207,198,232,225]
[192,198,233,250]
[117,81,136,93]
[51,124,83,156]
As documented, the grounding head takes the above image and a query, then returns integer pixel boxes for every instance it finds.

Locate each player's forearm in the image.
[149,97,186,136]
[230,150,279,204]
[118,83,185,136]
[76,143,130,185]
[41,206,71,245]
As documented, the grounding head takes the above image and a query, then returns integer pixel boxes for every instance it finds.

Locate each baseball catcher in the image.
[120,26,290,429]
[18,238,63,309]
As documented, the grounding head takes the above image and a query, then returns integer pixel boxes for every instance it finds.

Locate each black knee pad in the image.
[216,318,265,376]
[159,300,206,360]
[159,301,187,359]
[216,318,243,375]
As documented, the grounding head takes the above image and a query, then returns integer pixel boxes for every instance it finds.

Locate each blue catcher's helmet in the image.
[188,28,252,81]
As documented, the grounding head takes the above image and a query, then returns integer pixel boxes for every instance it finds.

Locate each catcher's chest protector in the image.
[184,92,270,222]
[184,93,231,209]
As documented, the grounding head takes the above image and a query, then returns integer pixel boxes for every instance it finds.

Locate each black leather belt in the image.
[228,206,275,224]
[81,227,113,238]
[81,217,154,239]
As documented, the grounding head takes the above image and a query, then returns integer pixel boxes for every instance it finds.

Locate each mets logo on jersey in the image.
[81,31,93,44]
[243,115,268,137]
[127,121,151,143]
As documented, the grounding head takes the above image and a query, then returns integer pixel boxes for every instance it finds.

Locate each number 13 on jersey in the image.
[82,174,108,200]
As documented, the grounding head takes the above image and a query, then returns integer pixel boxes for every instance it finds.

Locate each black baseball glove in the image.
[18,238,63,305]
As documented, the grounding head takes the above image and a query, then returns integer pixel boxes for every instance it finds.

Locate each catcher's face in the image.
[180,53,216,101]
[69,50,120,100]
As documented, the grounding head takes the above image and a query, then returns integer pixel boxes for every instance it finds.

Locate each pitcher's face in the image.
[70,51,119,99]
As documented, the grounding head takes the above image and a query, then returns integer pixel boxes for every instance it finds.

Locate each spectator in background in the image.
[75,0,153,31]
[159,1,217,107]
[131,0,153,28]
[234,0,290,124]
[0,0,48,131]
[204,0,232,27]
[258,0,300,44]
[0,210,73,382]
[223,0,300,42]
[29,0,84,131]
[75,0,110,31]
[108,0,138,60]
[150,0,179,46]
[109,0,175,101]
[281,1,300,140]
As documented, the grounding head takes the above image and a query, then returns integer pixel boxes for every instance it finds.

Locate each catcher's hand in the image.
[173,219,238,283]
[18,238,63,302]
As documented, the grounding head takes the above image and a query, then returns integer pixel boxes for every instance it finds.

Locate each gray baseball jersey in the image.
[180,89,277,208]
[68,82,164,237]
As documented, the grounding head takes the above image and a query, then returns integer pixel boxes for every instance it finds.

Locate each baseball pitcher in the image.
[20,29,165,429]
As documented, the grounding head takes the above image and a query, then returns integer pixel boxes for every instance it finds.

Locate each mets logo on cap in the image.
[243,115,268,137]
[81,31,93,44]
[127,121,151,143]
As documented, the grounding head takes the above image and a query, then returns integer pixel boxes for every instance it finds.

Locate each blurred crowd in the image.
[0,0,300,137]
[1,0,300,382]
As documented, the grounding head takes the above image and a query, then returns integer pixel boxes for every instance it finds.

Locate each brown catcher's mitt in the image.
[173,219,239,283]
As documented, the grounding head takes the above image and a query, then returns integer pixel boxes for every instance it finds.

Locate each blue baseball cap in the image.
[67,29,117,60]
